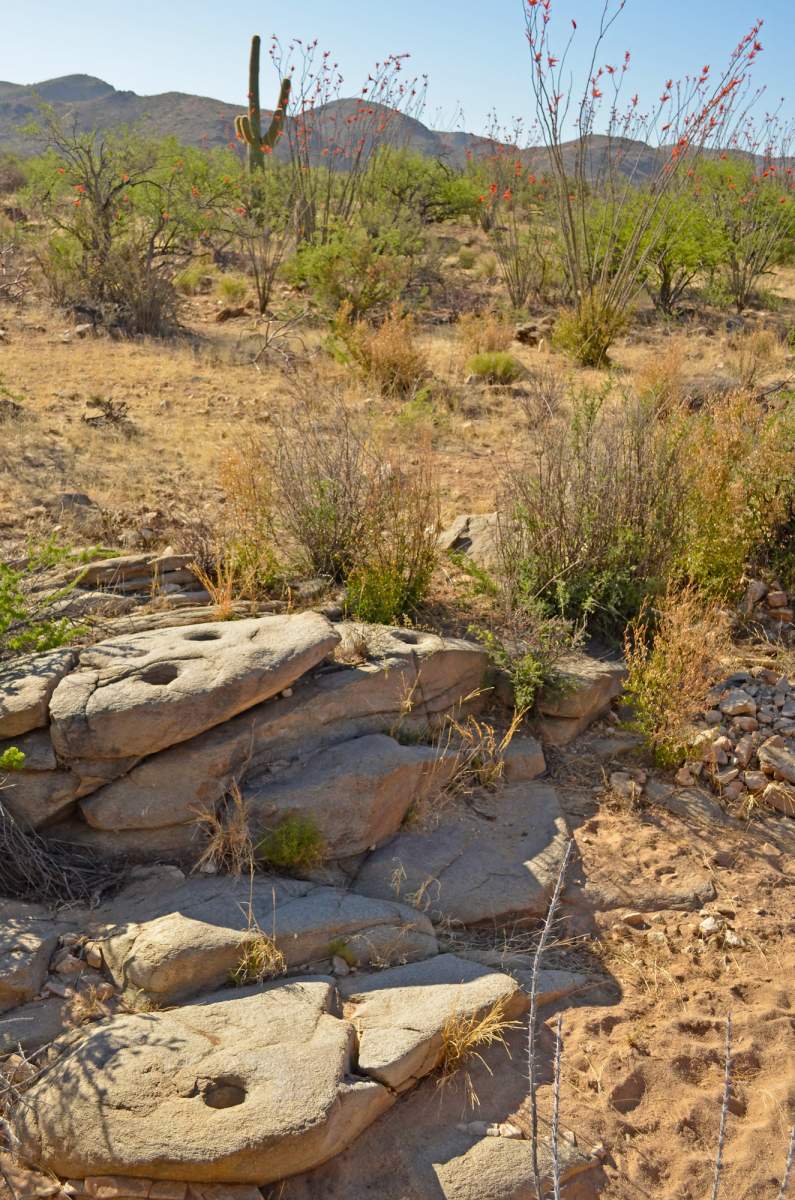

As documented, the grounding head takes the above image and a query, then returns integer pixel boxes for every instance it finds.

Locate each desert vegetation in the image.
[1,2,794,1198]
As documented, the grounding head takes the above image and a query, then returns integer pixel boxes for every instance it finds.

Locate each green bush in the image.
[467,351,523,385]
[0,539,92,659]
[0,747,25,771]
[552,297,628,368]
[216,273,248,303]
[498,390,684,637]
[257,814,324,871]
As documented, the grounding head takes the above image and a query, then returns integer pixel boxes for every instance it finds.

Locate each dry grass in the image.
[230,931,287,986]
[437,995,521,1108]
[438,709,524,797]
[623,586,733,768]
[456,310,515,356]
[66,984,112,1027]
[338,304,429,399]
[193,783,255,877]
[729,328,780,391]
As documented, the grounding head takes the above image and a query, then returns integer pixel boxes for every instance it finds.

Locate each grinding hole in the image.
[201,1080,246,1109]
[140,663,180,686]
[183,630,223,642]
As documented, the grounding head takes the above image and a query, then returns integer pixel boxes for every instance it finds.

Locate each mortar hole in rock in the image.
[183,630,223,642]
[391,630,420,645]
[140,663,181,686]
[201,1080,246,1109]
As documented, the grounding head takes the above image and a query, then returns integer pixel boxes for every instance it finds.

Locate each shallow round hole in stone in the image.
[391,630,419,645]
[183,630,223,642]
[201,1080,246,1109]
[140,662,180,686]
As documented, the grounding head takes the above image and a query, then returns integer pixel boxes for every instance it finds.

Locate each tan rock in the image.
[49,612,339,763]
[0,648,76,738]
[757,736,795,784]
[10,982,393,1184]
[762,781,795,816]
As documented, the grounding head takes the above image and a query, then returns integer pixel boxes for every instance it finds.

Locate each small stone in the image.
[84,1179,152,1199]
[769,608,794,623]
[704,710,723,725]
[95,982,116,1002]
[723,782,745,802]
[762,781,795,816]
[734,716,759,732]
[609,771,643,801]
[719,690,756,717]
[766,590,789,608]
[84,944,103,970]
[744,771,768,793]
[723,930,744,948]
[332,955,351,977]
[742,579,768,613]
[699,916,722,937]
[43,979,69,998]
[281,688,294,698]
[53,953,84,977]
[621,912,648,929]
[734,735,755,768]
[675,766,695,786]
[714,767,740,787]
[646,930,668,945]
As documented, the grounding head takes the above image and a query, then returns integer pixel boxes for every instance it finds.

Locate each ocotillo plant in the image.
[235,35,291,172]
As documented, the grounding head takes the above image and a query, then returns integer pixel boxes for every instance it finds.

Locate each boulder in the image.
[0,648,76,738]
[758,736,795,785]
[69,627,487,852]
[93,874,437,1004]
[537,655,626,720]
[10,981,393,1184]
[49,612,340,762]
[245,734,440,858]
[0,996,68,1054]
[0,901,68,1013]
[279,1026,595,1200]
[60,551,196,590]
[437,513,500,571]
[353,783,570,926]
[502,737,545,782]
[340,954,527,1092]
[763,781,795,816]
[0,767,82,829]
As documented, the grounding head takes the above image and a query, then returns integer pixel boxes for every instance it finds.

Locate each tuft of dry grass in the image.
[66,984,112,1027]
[457,310,515,356]
[193,783,255,877]
[230,931,287,986]
[623,586,732,768]
[730,328,779,391]
[338,303,429,399]
[439,709,524,797]
[437,995,520,1108]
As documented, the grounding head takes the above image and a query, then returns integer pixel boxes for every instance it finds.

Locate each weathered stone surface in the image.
[94,875,437,1004]
[245,734,440,858]
[0,766,82,829]
[353,783,570,926]
[10,982,393,1184]
[71,627,486,849]
[279,1026,595,1200]
[512,968,591,1007]
[340,954,527,1092]
[758,736,795,785]
[0,648,76,738]
[62,551,195,589]
[0,997,68,1054]
[537,656,625,721]
[438,513,500,570]
[0,728,56,772]
[502,737,545,782]
[763,780,795,816]
[50,612,339,763]
[0,902,67,1013]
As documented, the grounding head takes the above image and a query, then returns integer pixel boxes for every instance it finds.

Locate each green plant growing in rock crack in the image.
[257,814,325,872]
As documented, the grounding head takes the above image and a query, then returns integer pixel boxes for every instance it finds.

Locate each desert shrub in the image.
[335,303,429,399]
[174,262,213,295]
[467,351,523,385]
[552,296,628,369]
[345,455,440,624]
[498,389,684,636]
[0,538,92,659]
[25,115,214,334]
[624,588,731,767]
[363,147,481,225]
[215,444,281,598]
[257,814,324,871]
[473,607,581,712]
[457,310,514,355]
[697,156,795,312]
[458,247,478,269]
[0,747,24,771]
[0,154,26,195]
[284,222,421,319]
[259,397,439,621]
[676,392,795,597]
[216,273,248,303]
[474,251,498,282]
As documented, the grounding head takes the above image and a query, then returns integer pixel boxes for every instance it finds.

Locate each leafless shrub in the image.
[517,366,566,429]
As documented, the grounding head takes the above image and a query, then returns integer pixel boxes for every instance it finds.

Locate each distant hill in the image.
[2,73,765,181]
[0,74,492,164]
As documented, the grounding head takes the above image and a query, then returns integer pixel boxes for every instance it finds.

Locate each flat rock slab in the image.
[537,656,626,721]
[244,734,440,858]
[352,783,570,926]
[340,954,528,1092]
[0,901,72,1013]
[0,996,68,1054]
[10,981,393,1185]
[49,612,339,762]
[758,736,795,785]
[94,874,437,1004]
[279,1026,595,1200]
[0,649,76,739]
[65,627,487,852]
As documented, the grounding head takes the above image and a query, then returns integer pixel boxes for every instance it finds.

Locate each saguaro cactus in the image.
[235,35,291,172]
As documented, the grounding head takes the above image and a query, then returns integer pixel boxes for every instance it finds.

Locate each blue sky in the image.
[2,1,792,134]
